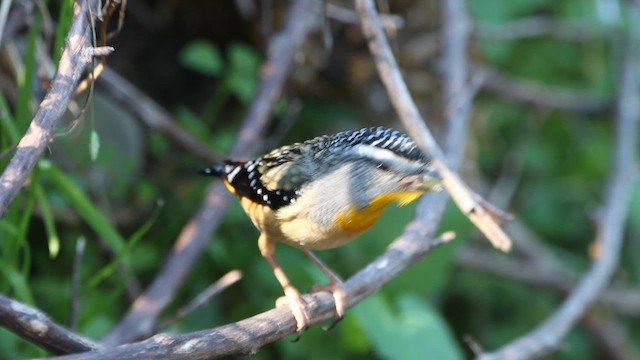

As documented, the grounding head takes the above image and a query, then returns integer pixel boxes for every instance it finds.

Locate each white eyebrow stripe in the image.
[227,166,242,183]
[352,144,426,173]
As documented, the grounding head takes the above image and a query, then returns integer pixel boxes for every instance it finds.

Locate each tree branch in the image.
[0,294,101,354]
[0,0,104,217]
[97,67,223,164]
[49,231,454,360]
[356,0,512,252]
[478,24,639,360]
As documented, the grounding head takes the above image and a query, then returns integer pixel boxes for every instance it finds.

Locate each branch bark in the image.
[0,0,103,217]
[50,230,453,359]
[0,294,101,354]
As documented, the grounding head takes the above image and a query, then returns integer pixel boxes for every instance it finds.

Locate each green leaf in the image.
[353,294,463,360]
[33,181,60,258]
[38,160,126,253]
[88,200,164,288]
[89,130,100,162]
[224,42,260,103]
[179,40,224,76]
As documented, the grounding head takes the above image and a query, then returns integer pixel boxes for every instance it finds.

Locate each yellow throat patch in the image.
[334,191,423,234]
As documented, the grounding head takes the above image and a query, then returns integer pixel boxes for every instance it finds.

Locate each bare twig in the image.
[356,0,512,252]
[582,312,639,360]
[0,0,105,217]
[457,245,640,316]
[0,294,102,354]
[101,0,321,345]
[325,3,404,30]
[157,270,242,328]
[476,64,611,113]
[475,16,596,41]
[70,237,86,331]
[0,0,12,45]
[478,27,639,360]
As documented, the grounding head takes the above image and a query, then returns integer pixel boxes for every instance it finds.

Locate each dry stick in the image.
[157,270,243,328]
[96,67,223,164]
[474,16,596,41]
[0,0,106,217]
[457,245,640,316]
[476,64,611,114]
[478,32,639,360]
[50,233,455,360]
[70,237,87,331]
[101,0,321,346]
[0,294,102,354]
[355,0,512,252]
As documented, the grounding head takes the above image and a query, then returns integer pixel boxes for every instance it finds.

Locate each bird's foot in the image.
[276,285,310,336]
[310,280,346,330]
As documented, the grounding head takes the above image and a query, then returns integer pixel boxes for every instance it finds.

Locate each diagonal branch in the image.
[0,0,104,217]
[355,0,512,252]
[101,0,322,346]
[478,24,639,360]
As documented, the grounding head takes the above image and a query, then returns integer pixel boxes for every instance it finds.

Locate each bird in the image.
[201,126,441,333]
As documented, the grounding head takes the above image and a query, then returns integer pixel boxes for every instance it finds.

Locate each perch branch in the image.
[102,0,321,345]
[478,27,639,360]
[49,232,455,360]
[0,0,106,217]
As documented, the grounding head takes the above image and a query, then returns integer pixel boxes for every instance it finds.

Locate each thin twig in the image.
[70,237,86,331]
[356,0,512,252]
[478,24,639,360]
[157,270,242,328]
[0,294,102,354]
[582,311,639,360]
[0,0,107,217]
[0,0,12,45]
[457,245,640,316]
[476,64,611,114]
[101,0,322,345]
[97,67,223,164]
[475,16,597,41]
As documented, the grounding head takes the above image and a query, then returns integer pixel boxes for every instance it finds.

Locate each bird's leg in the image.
[302,250,346,329]
[258,234,309,334]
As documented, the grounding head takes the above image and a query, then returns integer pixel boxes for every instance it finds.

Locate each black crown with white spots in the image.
[201,127,426,210]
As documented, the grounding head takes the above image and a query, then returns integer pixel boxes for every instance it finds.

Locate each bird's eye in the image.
[376,163,390,171]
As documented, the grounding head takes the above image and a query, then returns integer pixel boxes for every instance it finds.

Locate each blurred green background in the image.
[0,0,638,359]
